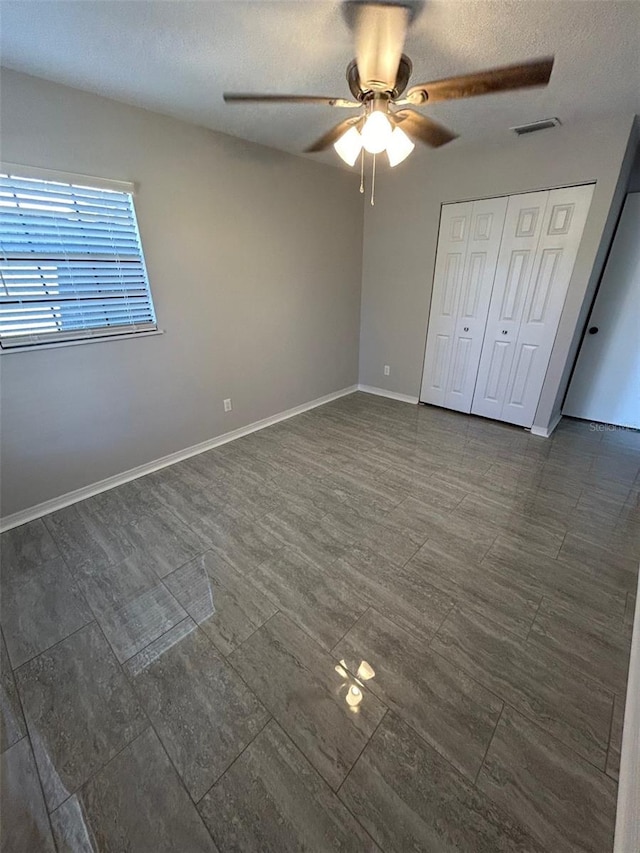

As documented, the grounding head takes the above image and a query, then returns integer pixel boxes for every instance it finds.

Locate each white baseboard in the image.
[358,384,419,405]
[615,574,640,853]
[530,412,562,438]
[0,384,358,532]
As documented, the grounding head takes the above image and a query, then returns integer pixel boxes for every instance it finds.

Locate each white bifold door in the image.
[472,184,594,426]
[421,184,594,428]
[420,196,508,412]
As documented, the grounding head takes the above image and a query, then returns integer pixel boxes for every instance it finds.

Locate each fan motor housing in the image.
[347,54,413,100]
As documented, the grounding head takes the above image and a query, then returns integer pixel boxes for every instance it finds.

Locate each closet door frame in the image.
[420,182,595,426]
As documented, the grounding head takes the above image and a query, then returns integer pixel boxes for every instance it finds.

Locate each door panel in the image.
[563,193,640,428]
[431,334,451,392]
[499,250,532,321]
[449,213,468,242]
[526,248,562,323]
[442,196,508,412]
[471,191,548,420]
[502,184,595,426]
[506,343,539,407]
[460,252,486,318]
[420,203,473,406]
[440,253,464,316]
[484,340,512,402]
[449,335,473,394]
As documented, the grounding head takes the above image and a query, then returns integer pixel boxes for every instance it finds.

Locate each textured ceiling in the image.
[1,1,639,167]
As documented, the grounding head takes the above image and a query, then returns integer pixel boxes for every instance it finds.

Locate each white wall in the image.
[0,70,364,517]
[358,113,638,431]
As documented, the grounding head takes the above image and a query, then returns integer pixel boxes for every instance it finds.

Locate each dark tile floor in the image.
[2,392,638,852]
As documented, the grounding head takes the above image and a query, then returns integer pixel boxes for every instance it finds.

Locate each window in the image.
[0,168,157,350]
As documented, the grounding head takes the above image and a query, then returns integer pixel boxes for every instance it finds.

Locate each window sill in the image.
[0,328,165,354]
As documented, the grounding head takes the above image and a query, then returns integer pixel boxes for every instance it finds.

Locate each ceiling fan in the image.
[223,1,554,173]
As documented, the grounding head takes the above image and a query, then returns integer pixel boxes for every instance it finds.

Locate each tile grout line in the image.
[10,615,97,675]
[5,654,59,845]
[269,715,387,853]
[103,617,226,849]
[45,602,217,840]
[427,601,458,650]
[194,712,274,808]
[430,628,615,778]
[329,605,374,656]
[45,489,286,675]
[43,724,155,821]
[473,702,505,788]
[16,520,156,841]
[524,595,545,642]
[220,606,394,807]
[336,708,389,798]
[41,506,195,661]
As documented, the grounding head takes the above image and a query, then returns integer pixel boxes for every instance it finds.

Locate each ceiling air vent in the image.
[511,117,561,136]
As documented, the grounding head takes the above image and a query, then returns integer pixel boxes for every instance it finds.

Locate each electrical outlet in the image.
[384,365,390,376]
[223,398,232,413]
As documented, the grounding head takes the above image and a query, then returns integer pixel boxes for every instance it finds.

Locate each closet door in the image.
[421,198,506,411]
[501,183,594,426]
[420,202,473,407]
[471,191,548,421]
[444,196,508,411]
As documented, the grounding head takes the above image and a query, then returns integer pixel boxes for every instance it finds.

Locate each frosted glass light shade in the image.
[361,112,393,154]
[333,126,363,166]
[346,685,363,707]
[386,126,415,167]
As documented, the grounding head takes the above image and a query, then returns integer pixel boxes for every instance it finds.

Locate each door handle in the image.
[588,326,599,335]
[463,326,469,332]
[501,330,508,335]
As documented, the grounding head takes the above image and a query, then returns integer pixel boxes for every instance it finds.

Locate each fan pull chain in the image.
[359,150,365,194]
[371,153,376,206]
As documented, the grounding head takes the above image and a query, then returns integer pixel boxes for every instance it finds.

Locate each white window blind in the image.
[0,170,157,350]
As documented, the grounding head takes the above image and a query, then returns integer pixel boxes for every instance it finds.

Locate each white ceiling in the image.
[1,1,639,167]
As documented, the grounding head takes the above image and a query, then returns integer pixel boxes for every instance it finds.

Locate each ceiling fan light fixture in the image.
[361,111,393,154]
[333,126,363,166]
[386,126,415,166]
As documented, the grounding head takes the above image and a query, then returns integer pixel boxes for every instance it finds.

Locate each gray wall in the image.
[0,70,364,517]
[358,113,637,430]
[627,140,640,192]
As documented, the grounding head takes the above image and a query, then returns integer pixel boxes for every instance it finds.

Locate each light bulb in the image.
[346,685,362,707]
[333,126,363,166]
[361,111,393,154]
[386,126,415,167]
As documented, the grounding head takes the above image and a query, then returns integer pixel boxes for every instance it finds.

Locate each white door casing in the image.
[422,184,594,429]
[471,191,548,421]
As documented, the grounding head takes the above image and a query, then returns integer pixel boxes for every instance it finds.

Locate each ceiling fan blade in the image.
[393,109,458,148]
[404,57,554,105]
[352,2,411,92]
[305,116,364,153]
[223,94,360,108]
